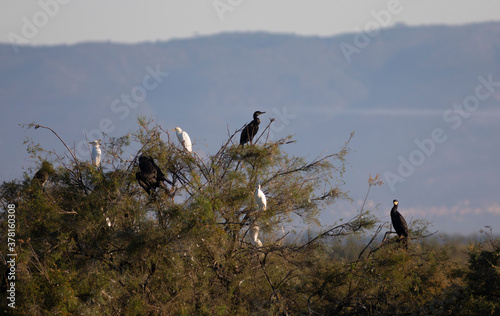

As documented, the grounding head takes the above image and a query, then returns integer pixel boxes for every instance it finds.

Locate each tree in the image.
[0,119,360,314]
[2,119,492,315]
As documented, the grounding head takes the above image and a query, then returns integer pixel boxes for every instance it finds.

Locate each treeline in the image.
[0,120,499,315]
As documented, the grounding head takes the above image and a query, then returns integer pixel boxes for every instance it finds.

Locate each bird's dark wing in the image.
[149,158,174,186]
[33,169,49,187]
[240,121,260,145]
[33,169,48,182]
[136,172,153,195]
[150,158,165,178]
[240,123,250,145]
[397,212,409,237]
[249,123,259,142]
[391,210,409,237]
[138,156,154,173]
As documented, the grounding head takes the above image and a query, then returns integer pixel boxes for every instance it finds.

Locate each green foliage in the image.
[0,121,498,315]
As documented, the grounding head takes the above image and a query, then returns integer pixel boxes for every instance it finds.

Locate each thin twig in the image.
[358,224,384,260]
[254,119,275,145]
[34,124,78,164]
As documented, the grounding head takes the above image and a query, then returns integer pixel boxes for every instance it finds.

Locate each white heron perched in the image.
[251,184,267,247]
[172,127,192,152]
[89,140,101,167]
[251,225,263,247]
[255,184,267,211]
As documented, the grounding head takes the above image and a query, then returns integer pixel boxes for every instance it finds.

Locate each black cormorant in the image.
[390,199,409,248]
[136,155,173,196]
[33,161,55,188]
[239,111,265,146]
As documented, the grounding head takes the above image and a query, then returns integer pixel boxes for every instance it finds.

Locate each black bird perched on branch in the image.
[390,199,409,248]
[240,111,265,146]
[33,161,55,188]
[136,155,173,196]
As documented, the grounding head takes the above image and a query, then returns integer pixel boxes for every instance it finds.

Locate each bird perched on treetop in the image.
[135,155,173,196]
[89,140,101,167]
[255,184,267,211]
[251,184,267,247]
[172,127,192,152]
[390,199,409,248]
[33,161,55,188]
[240,111,265,146]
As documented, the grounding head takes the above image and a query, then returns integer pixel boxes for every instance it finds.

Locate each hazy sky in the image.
[2,0,500,45]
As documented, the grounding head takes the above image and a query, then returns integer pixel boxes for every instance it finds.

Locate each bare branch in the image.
[33,124,78,164]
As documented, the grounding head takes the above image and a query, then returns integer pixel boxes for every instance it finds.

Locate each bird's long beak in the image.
[171,128,175,131]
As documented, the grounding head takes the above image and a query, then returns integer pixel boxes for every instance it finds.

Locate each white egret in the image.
[172,127,192,152]
[240,111,265,146]
[255,184,267,211]
[251,184,267,247]
[89,140,101,167]
[251,225,263,247]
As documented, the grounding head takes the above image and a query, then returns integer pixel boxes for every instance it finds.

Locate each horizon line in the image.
[2,20,499,48]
